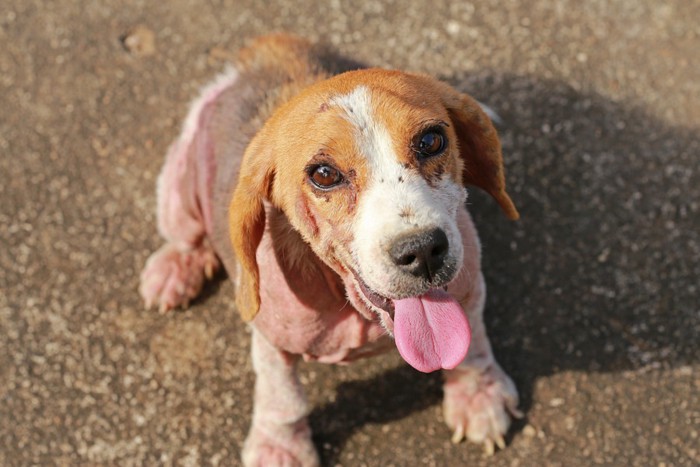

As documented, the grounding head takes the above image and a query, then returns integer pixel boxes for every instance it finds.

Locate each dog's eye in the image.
[309,164,344,189]
[413,128,447,159]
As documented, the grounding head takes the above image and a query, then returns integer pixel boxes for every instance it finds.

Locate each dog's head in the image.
[229,69,518,327]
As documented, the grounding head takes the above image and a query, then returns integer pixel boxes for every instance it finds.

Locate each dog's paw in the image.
[242,420,319,467]
[443,362,522,455]
[139,242,219,312]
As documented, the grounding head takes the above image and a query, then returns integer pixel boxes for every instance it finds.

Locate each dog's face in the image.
[292,83,469,323]
[229,70,518,323]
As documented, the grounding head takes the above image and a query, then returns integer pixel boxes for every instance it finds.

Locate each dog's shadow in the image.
[303,71,699,464]
[308,365,443,458]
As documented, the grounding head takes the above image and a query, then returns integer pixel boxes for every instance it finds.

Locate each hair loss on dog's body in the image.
[139,34,522,465]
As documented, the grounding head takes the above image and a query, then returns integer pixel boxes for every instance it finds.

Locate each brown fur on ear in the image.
[229,134,275,321]
[442,89,519,220]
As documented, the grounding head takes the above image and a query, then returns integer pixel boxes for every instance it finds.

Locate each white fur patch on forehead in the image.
[329,85,373,130]
[330,86,399,178]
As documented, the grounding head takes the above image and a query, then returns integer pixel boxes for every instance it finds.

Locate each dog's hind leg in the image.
[139,69,239,312]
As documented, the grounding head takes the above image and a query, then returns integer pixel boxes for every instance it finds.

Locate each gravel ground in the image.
[1,0,698,465]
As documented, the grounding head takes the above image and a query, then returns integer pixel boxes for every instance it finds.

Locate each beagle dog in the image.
[140,34,521,466]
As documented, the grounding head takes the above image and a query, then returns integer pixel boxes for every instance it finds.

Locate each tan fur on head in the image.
[229,68,519,321]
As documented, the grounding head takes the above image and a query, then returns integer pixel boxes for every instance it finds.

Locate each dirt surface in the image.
[1,1,699,465]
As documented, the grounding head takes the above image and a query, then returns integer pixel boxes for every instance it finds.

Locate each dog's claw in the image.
[484,439,495,456]
[451,424,465,444]
[495,434,506,450]
[204,262,214,279]
[510,406,524,419]
[443,362,520,455]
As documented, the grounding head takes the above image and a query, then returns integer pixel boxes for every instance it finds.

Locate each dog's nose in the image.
[389,228,449,280]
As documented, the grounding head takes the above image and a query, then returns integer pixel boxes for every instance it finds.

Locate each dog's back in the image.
[140,35,339,309]
[208,35,360,274]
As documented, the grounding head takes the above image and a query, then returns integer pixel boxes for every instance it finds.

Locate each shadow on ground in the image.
[306,71,700,465]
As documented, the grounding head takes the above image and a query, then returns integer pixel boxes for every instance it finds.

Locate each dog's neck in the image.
[267,206,346,302]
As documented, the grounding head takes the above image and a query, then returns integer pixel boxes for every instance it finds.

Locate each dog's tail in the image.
[237,34,319,76]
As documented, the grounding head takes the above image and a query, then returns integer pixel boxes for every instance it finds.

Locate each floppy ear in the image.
[228,134,275,321]
[443,90,519,220]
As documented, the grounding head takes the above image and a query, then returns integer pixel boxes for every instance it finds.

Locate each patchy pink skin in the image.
[243,329,320,467]
[139,69,235,311]
[443,360,522,451]
[438,212,523,452]
[140,58,520,463]
[253,208,393,364]
[156,68,235,247]
[139,241,219,311]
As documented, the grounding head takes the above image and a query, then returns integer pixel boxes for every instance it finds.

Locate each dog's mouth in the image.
[350,270,472,374]
[354,273,394,314]
[351,272,396,336]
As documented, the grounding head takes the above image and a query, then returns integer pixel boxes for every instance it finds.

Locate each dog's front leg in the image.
[443,273,522,455]
[242,327,319,467]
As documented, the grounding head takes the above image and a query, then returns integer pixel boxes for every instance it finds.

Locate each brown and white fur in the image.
[139,35,522,466]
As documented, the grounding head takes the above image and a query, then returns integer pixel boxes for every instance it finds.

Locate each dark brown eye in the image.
[414,128,447,158]
[309,164,344,189]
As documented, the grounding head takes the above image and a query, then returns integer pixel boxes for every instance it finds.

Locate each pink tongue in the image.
[393,289,471,373]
